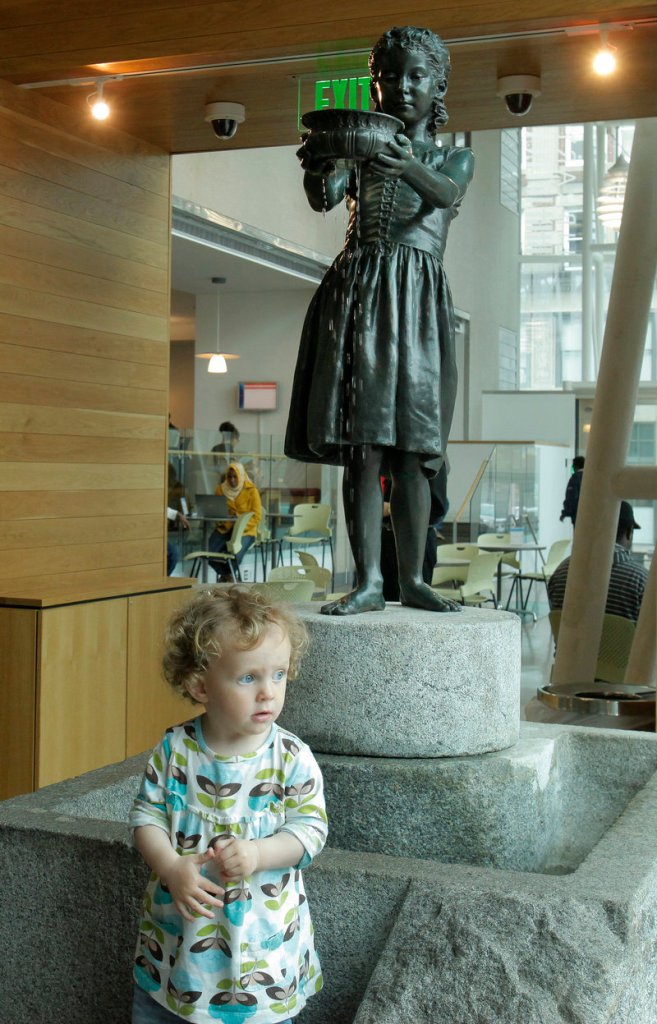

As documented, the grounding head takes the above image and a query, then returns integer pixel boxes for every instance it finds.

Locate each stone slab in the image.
[3,725,657,1022]
[280,605,521,756]
[319,723,657,873]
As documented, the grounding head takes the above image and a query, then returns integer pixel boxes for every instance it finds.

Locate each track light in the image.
[592,31,617,75]
[88,81,110,120]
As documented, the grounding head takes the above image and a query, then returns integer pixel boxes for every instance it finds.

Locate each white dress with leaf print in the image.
[129,717,328,1023]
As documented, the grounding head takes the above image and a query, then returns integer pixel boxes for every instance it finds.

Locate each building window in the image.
[628,422,656,464]
[500,129,520,214]
[498,328,517,389]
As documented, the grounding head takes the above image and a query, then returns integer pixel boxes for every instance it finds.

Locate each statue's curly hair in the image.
[369,26,451,137]
[162,585,309,701]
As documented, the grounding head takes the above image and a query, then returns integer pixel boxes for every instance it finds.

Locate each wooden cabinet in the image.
[0,579,194,799]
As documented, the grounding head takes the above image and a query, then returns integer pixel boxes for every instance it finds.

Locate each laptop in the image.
[195,493,231,518]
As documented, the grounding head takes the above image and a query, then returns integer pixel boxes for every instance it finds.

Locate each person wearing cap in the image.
[548,500,647,623]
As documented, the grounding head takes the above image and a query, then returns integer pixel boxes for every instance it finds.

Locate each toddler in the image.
[130,585,327,1024]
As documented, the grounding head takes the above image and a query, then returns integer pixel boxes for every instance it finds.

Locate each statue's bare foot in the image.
[321,584,386,616]
[400,581,462,613]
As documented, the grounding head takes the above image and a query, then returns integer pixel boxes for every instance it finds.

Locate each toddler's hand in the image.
[214,836,260,882]
[161,849,225,922]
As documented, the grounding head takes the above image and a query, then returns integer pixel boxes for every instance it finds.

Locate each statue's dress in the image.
[285,143,468,477]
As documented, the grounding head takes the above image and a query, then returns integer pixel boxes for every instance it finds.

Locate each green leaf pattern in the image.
[129,718,327,1022]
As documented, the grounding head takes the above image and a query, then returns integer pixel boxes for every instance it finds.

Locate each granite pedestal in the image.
[281,606,520,756]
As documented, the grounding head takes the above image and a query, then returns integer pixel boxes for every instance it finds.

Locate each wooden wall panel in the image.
[36,599,128,787]
[0,79,171,588]
[0,606,37,799]
[126,587,200,756]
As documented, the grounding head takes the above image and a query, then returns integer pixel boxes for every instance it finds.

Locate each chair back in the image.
[295,551,320,568]
[268,563,331,597]
[477,532,519,570]
[431,544,477,587]
[548,609,636,684]
[548,609,562,646]
[227,512,256,555]
[435,543,479,562]
[597,614,636,684]
[255,508,272,543]
[460,552,501,602]
[477,532,510,547]
[251,579,316,604]
[289,503,332,538]
[542,539,570,578]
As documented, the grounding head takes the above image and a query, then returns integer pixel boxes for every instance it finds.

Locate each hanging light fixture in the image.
[597,151,630,232]
[207,354,228,374]
[196,351,240,374]
[87,80,111,120]
[193,275,240,373]
[592,30,618,75]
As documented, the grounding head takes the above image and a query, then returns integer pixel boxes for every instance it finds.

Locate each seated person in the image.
[166,506,189,575]
[208,461,262,579]
[548,500,647,623]
[167,463,191,575]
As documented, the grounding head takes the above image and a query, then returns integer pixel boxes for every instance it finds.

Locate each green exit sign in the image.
[297,70,372,127]
[314,76,371,111]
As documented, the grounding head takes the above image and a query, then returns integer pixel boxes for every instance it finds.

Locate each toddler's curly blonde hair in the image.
[163,585,309,701]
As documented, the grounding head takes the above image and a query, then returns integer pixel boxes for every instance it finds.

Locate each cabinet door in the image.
[37,599,128,788]
[126,587,197,757]
[0,608,37,799]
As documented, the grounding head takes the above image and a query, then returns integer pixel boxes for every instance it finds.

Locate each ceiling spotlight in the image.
[88,81,110,120]
[593,32,618,75]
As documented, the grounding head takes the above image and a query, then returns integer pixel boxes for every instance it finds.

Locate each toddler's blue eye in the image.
[273,670,287,683]
[238,674,255,686]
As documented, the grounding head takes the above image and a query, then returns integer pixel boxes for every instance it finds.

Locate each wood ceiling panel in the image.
[0,0,655,152]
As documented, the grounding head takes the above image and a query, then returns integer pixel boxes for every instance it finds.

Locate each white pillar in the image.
[581,124,595,381]
[552,119,657,684]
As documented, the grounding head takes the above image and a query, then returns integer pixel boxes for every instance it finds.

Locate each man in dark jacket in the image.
[560,456,585,524]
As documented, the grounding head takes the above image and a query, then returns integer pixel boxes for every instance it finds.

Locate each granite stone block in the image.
[280,606,521,756]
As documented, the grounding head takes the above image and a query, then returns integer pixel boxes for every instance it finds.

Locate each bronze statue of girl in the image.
[285,26,474,614]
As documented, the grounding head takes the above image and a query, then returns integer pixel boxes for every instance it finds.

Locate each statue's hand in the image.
[371,134,413,178]
[296,138,335,176]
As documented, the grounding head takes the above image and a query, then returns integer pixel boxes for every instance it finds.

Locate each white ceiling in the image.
[170,229,323,341]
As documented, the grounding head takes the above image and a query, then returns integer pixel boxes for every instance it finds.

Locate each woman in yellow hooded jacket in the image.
[208,461,262,579]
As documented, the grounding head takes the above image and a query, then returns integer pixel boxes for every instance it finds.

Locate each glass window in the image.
[628,422,656,464]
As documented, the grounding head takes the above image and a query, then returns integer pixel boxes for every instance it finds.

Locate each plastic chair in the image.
[251,579,316,604]
[431,544,479,588]
[278,504,334,584]
[433,551,502,607]
[268,564,331,599]
[506,539,571,611]
[252,507,274,581]
[296,551,320,568]
[549,610,636,684]
[184,512,254,582]
[472,532,519,573]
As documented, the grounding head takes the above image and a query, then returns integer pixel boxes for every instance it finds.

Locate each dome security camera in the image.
[496,75,542,117]
[204,101,246,140]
